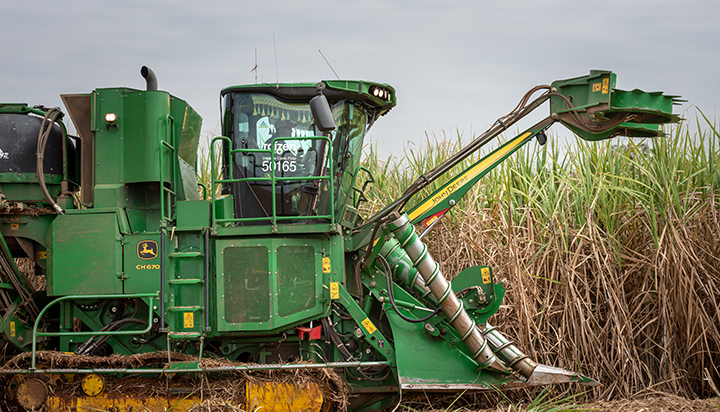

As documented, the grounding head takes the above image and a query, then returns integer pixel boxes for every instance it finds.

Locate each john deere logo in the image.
[137,240,158,260]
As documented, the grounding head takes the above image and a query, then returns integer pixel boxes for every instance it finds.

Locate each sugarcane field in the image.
[1,65,718,412]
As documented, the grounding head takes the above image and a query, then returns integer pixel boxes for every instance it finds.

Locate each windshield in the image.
[225,92,369,224]
[234,95,317,167]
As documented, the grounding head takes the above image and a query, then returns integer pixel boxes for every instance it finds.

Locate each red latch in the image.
[296,325,322,340]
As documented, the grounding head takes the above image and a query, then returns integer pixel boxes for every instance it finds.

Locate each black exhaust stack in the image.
[140,66,158,91]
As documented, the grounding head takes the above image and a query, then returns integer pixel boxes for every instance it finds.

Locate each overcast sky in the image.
[3,0,718,159]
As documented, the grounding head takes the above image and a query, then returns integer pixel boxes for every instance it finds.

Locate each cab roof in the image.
[221,80,396,117]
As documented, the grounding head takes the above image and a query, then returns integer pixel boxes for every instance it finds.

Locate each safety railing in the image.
[348,166,374,209]
[3,359,390,375]
[210,136,335,228]
[30,293,158,369]
[159,115,176,225]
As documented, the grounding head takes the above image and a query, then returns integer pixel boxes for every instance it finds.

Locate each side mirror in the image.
[310,94,336,133]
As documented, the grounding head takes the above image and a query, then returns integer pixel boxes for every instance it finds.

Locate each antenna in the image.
[273,34,279,88]
[318,50,340,80]
[250,47,258,84]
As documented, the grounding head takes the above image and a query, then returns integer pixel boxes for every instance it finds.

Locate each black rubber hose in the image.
[321,317,388,381]
[378,255,442,323]
[36,108,64,214]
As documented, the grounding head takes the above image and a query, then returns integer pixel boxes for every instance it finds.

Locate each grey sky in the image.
[3,0,718,158]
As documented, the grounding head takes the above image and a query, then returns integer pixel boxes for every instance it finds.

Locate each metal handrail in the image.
[210,136,335,227]
[4,360,390,375]
[197,182,208,200]
[159,127,176,224]
[30,293,158,369]
[348,166,374,209]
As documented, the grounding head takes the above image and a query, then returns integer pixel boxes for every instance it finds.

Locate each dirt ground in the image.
[399,394,720,412]
[577,395,720,412]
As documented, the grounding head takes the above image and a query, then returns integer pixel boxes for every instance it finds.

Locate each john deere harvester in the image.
[0,67,679,411]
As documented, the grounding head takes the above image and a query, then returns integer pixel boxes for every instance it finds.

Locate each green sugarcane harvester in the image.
[0,68,679,411]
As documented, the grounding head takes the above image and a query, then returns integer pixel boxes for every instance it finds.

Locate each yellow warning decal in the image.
[481,267,491,284]
[330,282,339,300]
[38,251,47,260]
[322,257,331,273]
[10,223,18,230]
[10,321,15,338]
[602,78,609,94]
[592,82,601,92]
[183,312,194,329]
[361,318,377,334]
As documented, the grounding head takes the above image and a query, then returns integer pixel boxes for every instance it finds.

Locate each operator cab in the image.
[220,81,395,226]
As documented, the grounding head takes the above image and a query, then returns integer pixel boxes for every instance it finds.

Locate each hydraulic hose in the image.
[377,254,442,323]
[356,86,553,230]
[36,108,65,214]
[321,317,389,381]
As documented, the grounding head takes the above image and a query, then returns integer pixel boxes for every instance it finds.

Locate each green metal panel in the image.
[123,233,162,294]
[91,89,168,186]
[90,88,202,209]
[215,237,328,333]
[387,309,513,389]
[277,245,316,317]
[47,213,122,295]
[452,266,505,326]
[176,200,210,229]
[93,183,124,209]
[0,215,54,251]
[179,156,200,201]
[0,214,55,270]
[550,70,617,114]
[171,96,202,167]
[223,246,270,323]
[550,70,680,141]
[604,88,678,123]
[213,196,235,224]
[121,91,171,184]
[92,90,125,188]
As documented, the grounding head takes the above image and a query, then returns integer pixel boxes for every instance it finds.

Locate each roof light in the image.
[369,86,391,101]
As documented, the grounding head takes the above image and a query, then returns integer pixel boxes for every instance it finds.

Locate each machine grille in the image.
[277,246,316,317]
[224,246,270,323]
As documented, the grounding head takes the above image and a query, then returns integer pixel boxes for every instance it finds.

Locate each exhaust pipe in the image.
[387,213,506,373]
[140,66,158,91]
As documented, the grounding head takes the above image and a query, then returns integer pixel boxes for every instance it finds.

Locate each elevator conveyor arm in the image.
[356,70,680,234]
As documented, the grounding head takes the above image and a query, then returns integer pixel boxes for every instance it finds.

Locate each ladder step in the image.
[168,332,202,340]
[168,278,203,285]
[168,252,203,259]
[168,305,203,312]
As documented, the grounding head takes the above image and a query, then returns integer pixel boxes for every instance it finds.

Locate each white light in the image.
[105,113,117,123]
